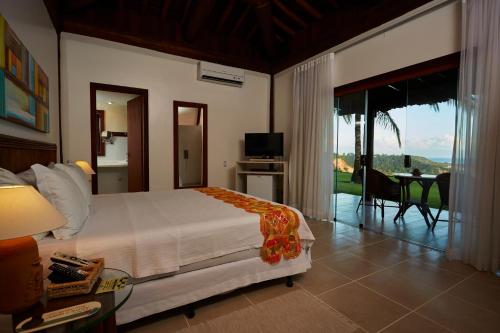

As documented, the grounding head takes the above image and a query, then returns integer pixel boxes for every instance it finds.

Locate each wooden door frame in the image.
[90,82,149,194]
[173,101,208,189]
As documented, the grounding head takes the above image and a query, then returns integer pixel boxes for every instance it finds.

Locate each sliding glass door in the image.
[332,67,457,250]
[333,91,368,227]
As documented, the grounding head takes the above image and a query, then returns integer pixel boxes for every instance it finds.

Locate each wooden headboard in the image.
[0,134,57,173]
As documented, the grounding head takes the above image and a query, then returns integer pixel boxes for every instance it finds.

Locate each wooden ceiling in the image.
[44,0,432,74]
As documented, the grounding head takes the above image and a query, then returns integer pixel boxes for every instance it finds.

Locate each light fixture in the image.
[107,101,113,105]
[75,160,96,175]
[387,84,400,92]
[0,186,66,313]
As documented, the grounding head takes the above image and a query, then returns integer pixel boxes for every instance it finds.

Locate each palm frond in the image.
[342,114,352,125]
[425,98,456,112]
[375,111,401,148]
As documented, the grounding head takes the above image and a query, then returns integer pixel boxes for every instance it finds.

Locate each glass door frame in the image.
[333,90,369,228]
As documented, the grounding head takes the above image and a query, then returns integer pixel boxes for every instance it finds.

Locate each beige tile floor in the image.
[120,220,500,333]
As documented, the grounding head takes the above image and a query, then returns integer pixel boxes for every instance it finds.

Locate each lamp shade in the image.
[75,160,96,175]
[0,186,66,240]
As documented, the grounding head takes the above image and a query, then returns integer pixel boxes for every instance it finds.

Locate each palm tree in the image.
[341,110,401,183]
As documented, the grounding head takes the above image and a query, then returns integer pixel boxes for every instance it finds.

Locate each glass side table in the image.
[12,268,133,333]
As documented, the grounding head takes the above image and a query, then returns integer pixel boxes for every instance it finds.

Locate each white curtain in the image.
[448,0,500,271]
[289,53,334,220]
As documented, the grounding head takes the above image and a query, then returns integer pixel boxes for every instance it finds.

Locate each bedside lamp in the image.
[0,186,66,314]
[74,160,95,175]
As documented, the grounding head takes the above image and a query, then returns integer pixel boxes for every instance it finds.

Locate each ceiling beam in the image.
[273,17,295,35]
[273,0,307,28]
[181,0,192,25]
[327,0,339,9]
[63,0,99,14]
[295,0,322,19]
[184,0,216,41]
[142,0,150,14]
[232,6,251,35]
[253,0,276,58]
[160,0,172,20]
[217,0,236,32]
[246,24,258,40]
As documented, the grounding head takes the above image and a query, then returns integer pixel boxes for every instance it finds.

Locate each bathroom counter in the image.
[97,160,128,168]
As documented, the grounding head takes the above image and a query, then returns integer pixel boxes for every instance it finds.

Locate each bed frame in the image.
[0,134,57,172]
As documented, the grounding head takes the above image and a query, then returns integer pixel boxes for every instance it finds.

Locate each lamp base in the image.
[0,236,43,314]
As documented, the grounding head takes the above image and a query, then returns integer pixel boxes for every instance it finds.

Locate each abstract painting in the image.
[0,14,49,132]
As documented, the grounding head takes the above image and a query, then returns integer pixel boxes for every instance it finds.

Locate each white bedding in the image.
[38,189,315,278]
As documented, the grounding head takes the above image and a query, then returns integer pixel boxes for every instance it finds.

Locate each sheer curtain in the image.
[448,0,500,271]
[289,53,334,220]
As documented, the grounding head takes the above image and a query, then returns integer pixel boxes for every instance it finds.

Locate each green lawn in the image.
[334,171,442,209]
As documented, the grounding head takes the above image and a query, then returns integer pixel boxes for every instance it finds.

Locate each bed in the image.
[0,134,315,325]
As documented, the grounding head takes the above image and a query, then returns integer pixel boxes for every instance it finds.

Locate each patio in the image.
[334,193,449,251]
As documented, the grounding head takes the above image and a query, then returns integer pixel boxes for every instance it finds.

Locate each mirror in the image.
[96,110,105,156]
[173,101,207,189]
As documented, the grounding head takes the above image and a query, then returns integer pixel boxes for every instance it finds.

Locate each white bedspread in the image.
[39,189,314,278]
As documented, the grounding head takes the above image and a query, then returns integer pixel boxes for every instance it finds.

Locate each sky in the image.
[335,101,456,161]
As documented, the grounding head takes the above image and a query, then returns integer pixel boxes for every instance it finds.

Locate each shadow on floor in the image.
[334,193,449,251]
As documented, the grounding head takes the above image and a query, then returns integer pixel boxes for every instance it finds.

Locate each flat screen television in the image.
[245,133,283,157]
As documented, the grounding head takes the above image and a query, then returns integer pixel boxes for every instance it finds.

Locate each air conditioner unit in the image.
[198,61,245,87]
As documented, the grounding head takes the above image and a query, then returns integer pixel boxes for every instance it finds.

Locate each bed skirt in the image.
[117,247,312,325]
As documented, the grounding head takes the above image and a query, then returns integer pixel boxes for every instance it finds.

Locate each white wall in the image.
[0,0,59,152]
[274,1,461,158]
[60,33,270,190]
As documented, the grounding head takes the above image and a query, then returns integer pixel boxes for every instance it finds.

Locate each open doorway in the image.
[173,101,208,189]
[90,83,149,194]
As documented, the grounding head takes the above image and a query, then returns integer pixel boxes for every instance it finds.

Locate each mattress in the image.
[37,189,315,279]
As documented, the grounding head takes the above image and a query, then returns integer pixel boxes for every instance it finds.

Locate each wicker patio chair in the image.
[431,172,450,231]
[356,168,401,219]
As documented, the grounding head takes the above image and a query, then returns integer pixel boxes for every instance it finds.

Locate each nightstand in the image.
[12,268,133,333]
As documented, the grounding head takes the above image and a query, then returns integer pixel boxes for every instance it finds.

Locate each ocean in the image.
[429,157,452,164]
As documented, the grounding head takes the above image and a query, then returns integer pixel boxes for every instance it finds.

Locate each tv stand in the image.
[235,160,288,204]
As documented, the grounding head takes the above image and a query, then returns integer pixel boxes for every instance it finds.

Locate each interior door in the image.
[127,96,144,192]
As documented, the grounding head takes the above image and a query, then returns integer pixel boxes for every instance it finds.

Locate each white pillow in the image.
[0,167,26,186]
[17,169,37,187]
[54,163,91,208]
[31,164,89,239]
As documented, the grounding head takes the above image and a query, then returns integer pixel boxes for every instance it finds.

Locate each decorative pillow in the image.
[17,169,37,187]
[31,164,89,240]
[54,163,91,208]
[0,167,26,186]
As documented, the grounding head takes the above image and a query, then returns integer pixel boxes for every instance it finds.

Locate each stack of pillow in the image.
[0,163,92,240]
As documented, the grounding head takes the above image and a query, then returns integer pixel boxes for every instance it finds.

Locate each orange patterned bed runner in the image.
[195,187,301,264]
